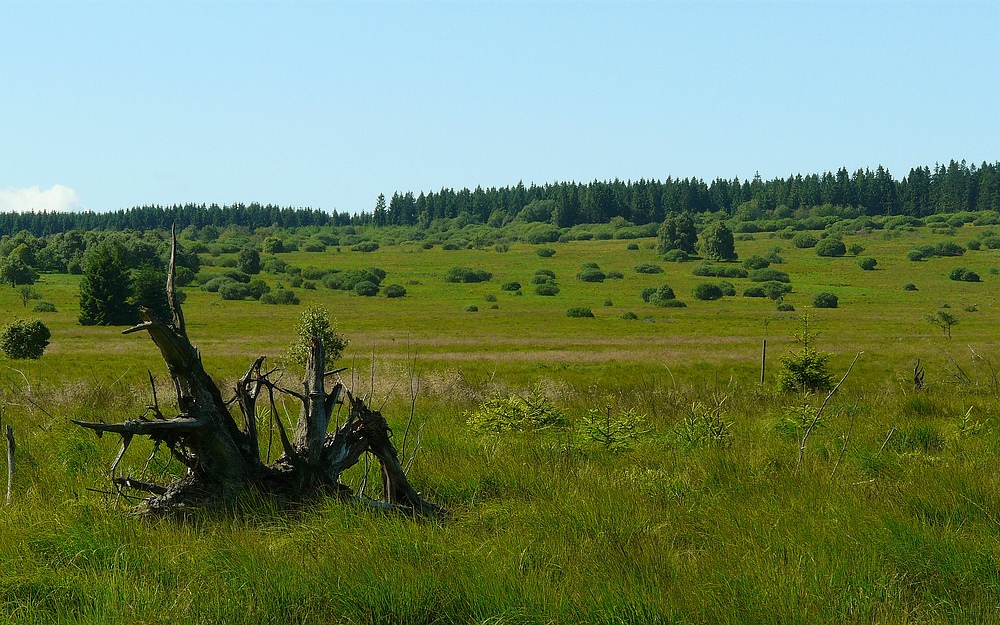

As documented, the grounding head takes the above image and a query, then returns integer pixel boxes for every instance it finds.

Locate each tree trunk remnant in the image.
[73,229,443,517]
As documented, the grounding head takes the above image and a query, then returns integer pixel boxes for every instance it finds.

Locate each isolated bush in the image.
[815,238,847,257]
[933,241,965,257]
[902,283,918,291]
[702,222,737,261]
[0,318,50,360]
[579,408,649,451]
[648,284,676,306]
[536,247,556,258]
[354,280,380,296]
[982,236,1000,249]
[580,261,600,270]
[603,299,613,306]
[465,391,567,433]
[673,401,732,449]
[531,275,554,285]
[764,247,785,264]
[792,233,818,248]
[287,305,347,365]
[762,281,793,300]
[223,269,251,283]
[620,311,638,320]
[777,316,832,393]
[692,283,724,301]
[535,283,560,296]
[949,267,981,282]
[743,286,766,298]
[444,266,492,283]
[749,268,790,283]
[967,239,981,251]
[501,281,521,292]
[534,269,556,280]
[262,237,284,254]
[32,301,57,312]
[566,307,594,318]
[260,288,299,305]
[907,249,925,262]
[662,249,690,263]
[848,243,865,256]
[742,255,769,270]
[577,268,606,282]
[857,257,877,270]
[693,263,748,278]
[660,299,687,308]
[626,243,639,251]
[776,303,796,311]
[290,276,304,287]
[812,292,839,308]
[634,263,663,274]
[351,241,379,253]
[484,293,497,302]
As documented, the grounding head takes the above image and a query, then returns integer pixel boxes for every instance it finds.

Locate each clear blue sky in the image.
[1,1,997,215]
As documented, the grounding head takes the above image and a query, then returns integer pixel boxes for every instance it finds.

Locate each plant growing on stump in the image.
[72,230,442,517]
[777,315,833,393]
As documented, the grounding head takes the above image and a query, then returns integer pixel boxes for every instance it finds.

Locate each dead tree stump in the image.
[73,230,442,517]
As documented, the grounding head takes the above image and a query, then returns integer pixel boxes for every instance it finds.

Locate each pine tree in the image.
[78,241,135,326]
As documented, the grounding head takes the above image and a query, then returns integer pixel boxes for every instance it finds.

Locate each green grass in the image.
[2,225,1000,622]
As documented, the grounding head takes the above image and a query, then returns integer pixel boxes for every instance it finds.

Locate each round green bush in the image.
[605,270,624,279]
[717,281,736,297]
[484,293,497,302]
[792,233,818,248]
[692,283,724,301]
[812,292,839,308]
[949,267,980,282]
[303,281,316,290]
[31,301,57,312]
[566,307,594,318]
[444,266,492,283]
[465,305,479,312]
[815,238,847,257]
[577,268,606,282]
[351,241,379,252]
[640,287,657,302]
[649,285,676,306]
[219,282,252,301]
[857,257,877,270]
[531,275,554,285]
[634,263,663,274]
[743,287,766,298]
[692,263,748,278]
[260,288,299,305]
[907,249,925,262]
[627,243,639,251]
[982,236,1000,249]
[384,284,407,298]
[620,311,638,320]
[535,283,560,296]
[0,318,50,359]
[776,303,796,311]
[967,239,981,251]
[536,247,556,258]
[762,281,793,300]
[534,269,556,280]
[660,299,687,308]
[354,280,380,296]
[902,283,918,291]
[501,281,521,292]
[662,249,689,262]
[742,255,770,270]
[749,268,791,283]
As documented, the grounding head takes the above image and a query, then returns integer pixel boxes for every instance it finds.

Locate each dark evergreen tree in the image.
[78,241,135,326]
[130,264,171,321]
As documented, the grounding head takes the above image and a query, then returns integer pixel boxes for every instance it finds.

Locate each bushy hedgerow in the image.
[501,281,521,292]
[634,263,663,274]
[535,283,560,296]
[857,257,877,270]
[749,268,791,283]
[536,247,556,258]
[792,233,818,248]
[812,292,839,308]
[742,255,770,270]
[692,263,748,278]
[351,241,380,253]
[444,266,493,283]
[949,267,981,282]
[566,307,594,318]
[815,238,847,257]
[0,318,50,359]
[692,283,724,301]
[384,284,406,298]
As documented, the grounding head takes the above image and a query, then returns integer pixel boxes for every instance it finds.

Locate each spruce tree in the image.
[78,241,135,326]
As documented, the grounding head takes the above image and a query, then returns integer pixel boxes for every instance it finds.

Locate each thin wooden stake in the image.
[796,351,863,474]
[5,425,14,504]
[760,339,767,385]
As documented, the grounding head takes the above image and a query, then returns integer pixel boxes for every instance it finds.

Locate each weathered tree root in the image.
[73,229,444,518]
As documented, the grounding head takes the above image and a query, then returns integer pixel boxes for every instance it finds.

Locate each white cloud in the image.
[0,184,85,213]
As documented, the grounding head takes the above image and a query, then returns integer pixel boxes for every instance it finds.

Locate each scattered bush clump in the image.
[634,263,663,274]
[903,283,918,291]
[692,263,748,279]
[662,249,690,262]
[743,286,766,298]
[648,285,676,306]
[501,281,521,292]
[967,239,981,251]
[907,249,926,262]
[660,299,687,308]
[354,281,380,296]
[815,238,847,257]
[444,266,493,283]
[384,284,407,298]
[812,292,839,308]
[566,307,595,318]
[848,243,865,256]
[465,391,567,433]
[350,241,380,253]
[692,283,724,301]
[857,257,877,270]
[577,268,606,282]
[949,267,981,282]
[535,284,560,296]
[0,318,50,359]
[31,301,57,312]
[484,293,497,302]
[465,305,479,312]
[792,233,818,248]
[749,268,791,283]
[605,270,624,280]
[603,299,613,306]
[626,243,639,251]
[762,281,793,300]
[742,255,770,270]
[717,281,736,297]
[982,236,1000,249]
[260,288,299,305]
[776,303,796,311]
[536,247,556,258]
[620,311,638,320]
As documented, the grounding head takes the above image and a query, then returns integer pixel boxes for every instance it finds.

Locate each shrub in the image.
[580,261,600,270]
[812,292,838,308]
[742,255,769,270]
[0,318,50,359]
[660,299,687,308]
[903,283,918,291]
[354,280,380,296]
[535,283,560,296]
[300,240,326,252]
[32,301,57,312]
[351,241,379,252]
[662,249,690,262]
[201,276,234,293]
[967,239,981,251]
[577,268,606,282]
[219,282,253,300]
[776,303,796,311]
[848,243,865,256]
[949,267,980,282]
[934,241,965,257]
[702,221,737,261]
[792,233,817,248]
[692,283,724,301]
[777,316,833,393]
[634,263,663,274]
[223,269,251,283]
[531,275,554,285]
[444,266,493,283]
[303,281,316,290]
[627,243,639,251]
[236,246,261,274]
[907,249,926,262]
[262,236,284,254]
[692,263,748,279]
[384,284,406,298]
[857,257,877,270]
[749,268,790,283]
[465,391,567,433]
[640,287,657,302]
[579,407,649,451]
[465,305,479,312]
[606,270,624,279]
[603,299,613,306]
[302,267,328,280]
[290,276,304,287]
[534,269,556,280]
[649,285,676,306]
[501,281,521,292]
[764,247,785,264]
[566,307,594,318]
[260,289,299,305]
[620,311,638,320]
[286,305,348,365]
[717,281,736,296]
[815,238,847,257]
[762,281,793,300]
[982,236,1000,249]
[743,286,766,298]
[536,247,556,258]
[248,278,271,299]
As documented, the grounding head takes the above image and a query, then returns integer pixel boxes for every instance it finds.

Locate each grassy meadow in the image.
[2,224,1000,623]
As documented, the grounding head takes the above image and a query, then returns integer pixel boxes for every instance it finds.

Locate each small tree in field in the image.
[702,222,737,261]
[78,241,135,326]
[926,310,959,339]
[777,315,833,393]
[0,318,50,360]
[287,306,349,366]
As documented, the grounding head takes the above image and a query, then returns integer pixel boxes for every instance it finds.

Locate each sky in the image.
[1,1,997,215]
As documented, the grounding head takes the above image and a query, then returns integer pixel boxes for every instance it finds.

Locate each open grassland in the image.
[2,226,1000,623]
